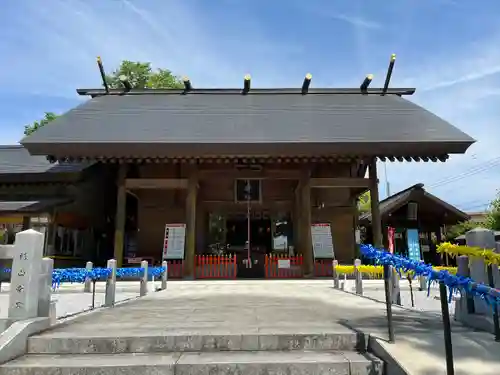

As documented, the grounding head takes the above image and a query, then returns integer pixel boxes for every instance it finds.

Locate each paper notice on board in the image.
[162,224,186,260]
[311,223,335,259]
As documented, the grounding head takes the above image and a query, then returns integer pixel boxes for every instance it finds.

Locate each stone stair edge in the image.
[0,351,383,375]
[27,332,367,354]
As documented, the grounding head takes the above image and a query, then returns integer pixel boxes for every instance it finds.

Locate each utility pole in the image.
[383,162,391,197]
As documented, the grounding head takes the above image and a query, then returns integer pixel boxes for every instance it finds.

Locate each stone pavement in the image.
[2,279,500,374]
[343,279,456,315]
[0,281,154,319]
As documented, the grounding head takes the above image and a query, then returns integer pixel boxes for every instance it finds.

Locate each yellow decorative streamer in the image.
[436,242,500,266]
[334,265,457,277]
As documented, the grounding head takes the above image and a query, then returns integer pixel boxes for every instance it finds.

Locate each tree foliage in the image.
[24,112,59,136]
[485,192,500,231]
[23,61,184,136]
[105,61,184,89]
[444,220,478,242]
[358,191,371,213]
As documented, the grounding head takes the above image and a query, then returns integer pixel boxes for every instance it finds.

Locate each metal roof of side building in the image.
[360,183,469,224]
[0,145,90,183]
[20,88,475,161]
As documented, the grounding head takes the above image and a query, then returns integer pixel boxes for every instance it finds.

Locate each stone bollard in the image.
[418,275,427,291]
[466,228,496,315]
[161,260,168,290]
[84,261,93,293]
[354,259,363,295]
[456,255,474,318]
[37,258,54,317]
[140,260,148,297]
[332,260,339,289]
[391,269,401,305]
[104,259,117,307]
[8,230,44,321]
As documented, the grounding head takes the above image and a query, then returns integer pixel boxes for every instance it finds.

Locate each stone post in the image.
[418,275,427,291]
[37,257,54,317]
[104,259,117,307]
[161,260,168,290]
[84,261,93,293]
[466,228,495,314]
[140,260,148,297]
[354,259,363,295]
[8,229,44,321]
[456,255,473,321]
[332,259,339,289]
[391,269,401,305]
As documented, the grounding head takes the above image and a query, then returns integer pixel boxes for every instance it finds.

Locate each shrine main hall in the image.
[4,69,474,277]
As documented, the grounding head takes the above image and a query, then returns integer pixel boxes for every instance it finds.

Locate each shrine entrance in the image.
[226,215,271,279]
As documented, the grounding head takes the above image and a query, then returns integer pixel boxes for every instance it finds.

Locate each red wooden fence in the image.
[265,255,304,278]
[166,260,184,279]
[314,259,334,277]
[196,255,237,279]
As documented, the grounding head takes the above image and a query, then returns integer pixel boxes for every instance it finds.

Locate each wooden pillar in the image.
[294,183,302,254]
[369,159,383,248]
[21,216,31,231]
[113,164,128,267]
[300,173,314,277]
[184,167,198,278]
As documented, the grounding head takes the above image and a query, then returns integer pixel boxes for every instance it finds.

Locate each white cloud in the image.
[0,0,299,98]
[376,32,500,209]
[329,13,381,30]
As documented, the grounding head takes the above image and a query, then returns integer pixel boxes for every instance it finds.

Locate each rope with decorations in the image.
[360,244,500,307]
[48,266,166,289]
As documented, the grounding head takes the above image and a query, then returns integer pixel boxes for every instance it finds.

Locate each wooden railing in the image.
[265,255,304,278]
[196,255,237,279]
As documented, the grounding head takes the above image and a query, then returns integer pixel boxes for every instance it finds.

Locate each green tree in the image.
[358,191,371,213]
[105,61,184,89]
[24,112,59,136]
[444,220,478,242]
[485,192,500,231]
[24,61,184,136]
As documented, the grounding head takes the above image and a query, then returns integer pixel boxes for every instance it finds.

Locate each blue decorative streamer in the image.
[49,267,166,289]
[360,244,500,307]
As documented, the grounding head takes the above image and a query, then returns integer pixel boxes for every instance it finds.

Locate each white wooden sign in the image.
[162,224,186,260]
[277,259,291,269]
[311,223,335,259]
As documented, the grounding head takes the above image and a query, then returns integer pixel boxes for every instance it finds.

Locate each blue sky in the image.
[1,0,499,212]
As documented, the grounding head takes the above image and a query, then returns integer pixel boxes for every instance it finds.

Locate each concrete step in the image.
[0,351,382,375]
[27,331,366,354]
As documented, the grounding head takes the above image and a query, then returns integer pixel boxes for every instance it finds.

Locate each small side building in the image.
[359,183,470,264]
[0,145,114,267]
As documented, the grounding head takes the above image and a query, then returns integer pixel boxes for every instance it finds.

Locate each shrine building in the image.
[1,58,475,277]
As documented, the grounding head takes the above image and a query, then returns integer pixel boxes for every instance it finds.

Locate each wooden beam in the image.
[125,178,188,189]
[198,169,302,180]
[310,178,371,189]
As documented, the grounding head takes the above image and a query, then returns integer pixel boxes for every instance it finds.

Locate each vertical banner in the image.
[388,227,395,254]
[406,228,421,262]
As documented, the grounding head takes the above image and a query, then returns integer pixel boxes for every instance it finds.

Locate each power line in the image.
[427,156,500,189]
[461,202,491,211]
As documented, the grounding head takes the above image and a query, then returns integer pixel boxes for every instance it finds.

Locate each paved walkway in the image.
[34,280,500,374]
[0,281,154,319]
